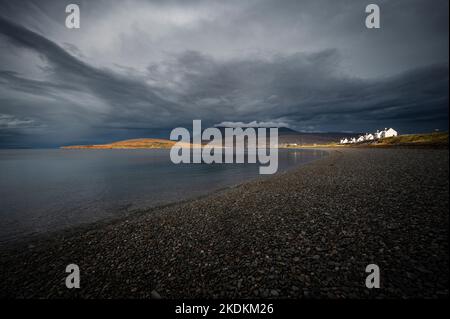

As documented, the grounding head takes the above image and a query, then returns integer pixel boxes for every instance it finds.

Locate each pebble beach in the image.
[0,148,448,298]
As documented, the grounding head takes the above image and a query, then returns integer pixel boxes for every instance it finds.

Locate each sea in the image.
[0,148,327,243]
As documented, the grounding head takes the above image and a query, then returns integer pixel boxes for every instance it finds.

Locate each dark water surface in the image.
[0,149,327,243]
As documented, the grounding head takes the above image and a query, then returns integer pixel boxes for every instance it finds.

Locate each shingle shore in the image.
[0,148,448,298]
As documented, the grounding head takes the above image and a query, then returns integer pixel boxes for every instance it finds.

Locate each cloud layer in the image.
[0,0,448,147]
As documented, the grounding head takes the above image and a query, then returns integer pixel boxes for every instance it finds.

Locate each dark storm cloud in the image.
[0,16,183,124]
[146,50,448,132]
[0,0,448,147]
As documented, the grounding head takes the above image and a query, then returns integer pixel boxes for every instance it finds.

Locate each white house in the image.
[364,133,374,141]
[357,135,365,143]
[340,138,349,144]
[350,137,357,143]
[374,130,383,139]
[382,128,398,138]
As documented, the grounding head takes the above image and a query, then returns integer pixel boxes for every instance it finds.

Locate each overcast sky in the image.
[0,0,448,147]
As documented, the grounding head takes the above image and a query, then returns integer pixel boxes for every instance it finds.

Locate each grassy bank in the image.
[61,138,181,149]
[374,132,448,147]
[282,132,449,148]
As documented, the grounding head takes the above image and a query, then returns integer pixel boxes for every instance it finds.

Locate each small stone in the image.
[151,290,162,299]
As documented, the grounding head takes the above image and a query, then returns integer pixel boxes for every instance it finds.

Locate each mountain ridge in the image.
[61,127,361,149]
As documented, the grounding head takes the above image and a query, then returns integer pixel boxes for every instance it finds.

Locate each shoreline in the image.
[0,148,448,298]
[0,148,329,248]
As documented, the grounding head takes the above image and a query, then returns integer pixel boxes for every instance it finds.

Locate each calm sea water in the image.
[0,149,327,243]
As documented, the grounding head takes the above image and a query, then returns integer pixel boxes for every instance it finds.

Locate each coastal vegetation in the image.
[374,132,449,147]
[284,132,449,148]
[61,138,178,149]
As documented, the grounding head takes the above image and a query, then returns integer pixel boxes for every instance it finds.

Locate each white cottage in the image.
[364,133,374,141]
[374,130,383,139]
[357,135,365,143]
[382,128,398,138]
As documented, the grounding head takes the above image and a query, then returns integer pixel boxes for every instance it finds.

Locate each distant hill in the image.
[277,129,360,145]
[61,127,365,149]
[61,138,179,149]
[213,126,359,145]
